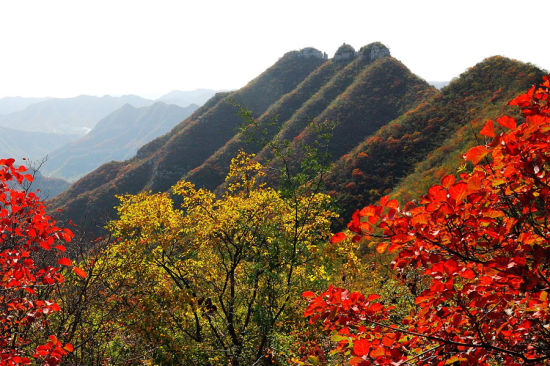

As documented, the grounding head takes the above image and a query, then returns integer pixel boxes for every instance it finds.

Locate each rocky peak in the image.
[359,42,391,62]
[333,43,357,62]
[298,47,328,60]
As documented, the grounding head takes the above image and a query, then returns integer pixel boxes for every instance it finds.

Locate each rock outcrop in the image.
[359,42,391,62]
[334,43,356,62]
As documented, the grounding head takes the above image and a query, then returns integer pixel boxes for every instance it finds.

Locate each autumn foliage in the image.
[304,76,550,364]
[0,159,77,365]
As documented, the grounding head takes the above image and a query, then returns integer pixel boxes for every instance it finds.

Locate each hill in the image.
[49,47,328,230]
[323,56,545,222]
[42,102,198,182]
[185,43,417,190]
[29,171,71,199]
[0,94,153,135]
[48,48,544,237]
[263,54,438,180]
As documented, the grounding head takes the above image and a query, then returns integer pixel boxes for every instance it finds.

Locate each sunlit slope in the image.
[255,43,392,164]
[275,57,437,165]
[49,49,326,230]
[185,57,345,190]
[324,56,545,222]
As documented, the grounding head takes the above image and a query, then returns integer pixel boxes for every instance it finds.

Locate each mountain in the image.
[42,102,198,182]
[50,47,328,230]
[323,56,545,222]
[186,43,436,190]
[0,95,154,135]
[184,45,351,190]
[0,97,50,115]
[157,89,219,107]
[261,52,438,181]
[0,126,78,161]
[48,45,545,238]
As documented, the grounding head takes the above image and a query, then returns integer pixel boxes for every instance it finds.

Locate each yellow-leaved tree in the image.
[103,152,341,365]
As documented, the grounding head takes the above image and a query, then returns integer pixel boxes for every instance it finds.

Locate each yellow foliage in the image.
[102,152,343,363]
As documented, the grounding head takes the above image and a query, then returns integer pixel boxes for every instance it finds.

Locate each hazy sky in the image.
[0,0,547,98]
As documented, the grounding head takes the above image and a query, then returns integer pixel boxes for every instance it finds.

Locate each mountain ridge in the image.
[47,46,545,238]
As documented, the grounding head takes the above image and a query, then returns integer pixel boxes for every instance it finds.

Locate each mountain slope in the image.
[49,48,327,229]
[42,102,198,182]
[324,56,545,222]
[257,43,390,162]
[184,55,346,189]
[0,95,153,135]
[277,56,438,167]
[188,44,437,192]
[30,171,71,199]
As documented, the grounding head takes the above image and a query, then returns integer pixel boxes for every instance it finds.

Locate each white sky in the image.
[0,0,547,98]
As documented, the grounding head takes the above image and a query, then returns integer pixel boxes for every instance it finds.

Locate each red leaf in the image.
[370,346,385,358]
[302,291,315,298]
[461,269,476,279]
[441,174,455,189]
[465,145,489,164]
[73,267,87,278]
[366,294,381,302]
[64,343,74,352]
[376,242,389,254]
[330,232,346,244]
[480,120,495,137]
[449,182,467,202]
[57,257,71,267]
[382,333,396,347]
[497,116,517,130]
[55,245,66,253]
[353,338,371,356]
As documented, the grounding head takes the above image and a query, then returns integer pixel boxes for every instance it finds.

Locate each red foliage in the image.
[305,75,550,364]
[0,159,75,364]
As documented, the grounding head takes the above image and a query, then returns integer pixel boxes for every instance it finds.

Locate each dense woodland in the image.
[0,43,549,365]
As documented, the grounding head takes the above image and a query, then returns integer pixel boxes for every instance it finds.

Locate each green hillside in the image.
[255,44,389,164]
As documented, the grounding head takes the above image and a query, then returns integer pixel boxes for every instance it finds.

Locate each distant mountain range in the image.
[41,43,545,236]
[42,102,198,182]
[0,89,217,186]
[0,97,50,115]
[0,95,154,135]
[29,171,71,200]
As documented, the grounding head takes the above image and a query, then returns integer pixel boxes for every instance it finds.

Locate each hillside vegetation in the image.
[323,56,545,221]
[49,46,545,241]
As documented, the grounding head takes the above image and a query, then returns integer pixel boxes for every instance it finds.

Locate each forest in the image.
[0,71,548,365]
